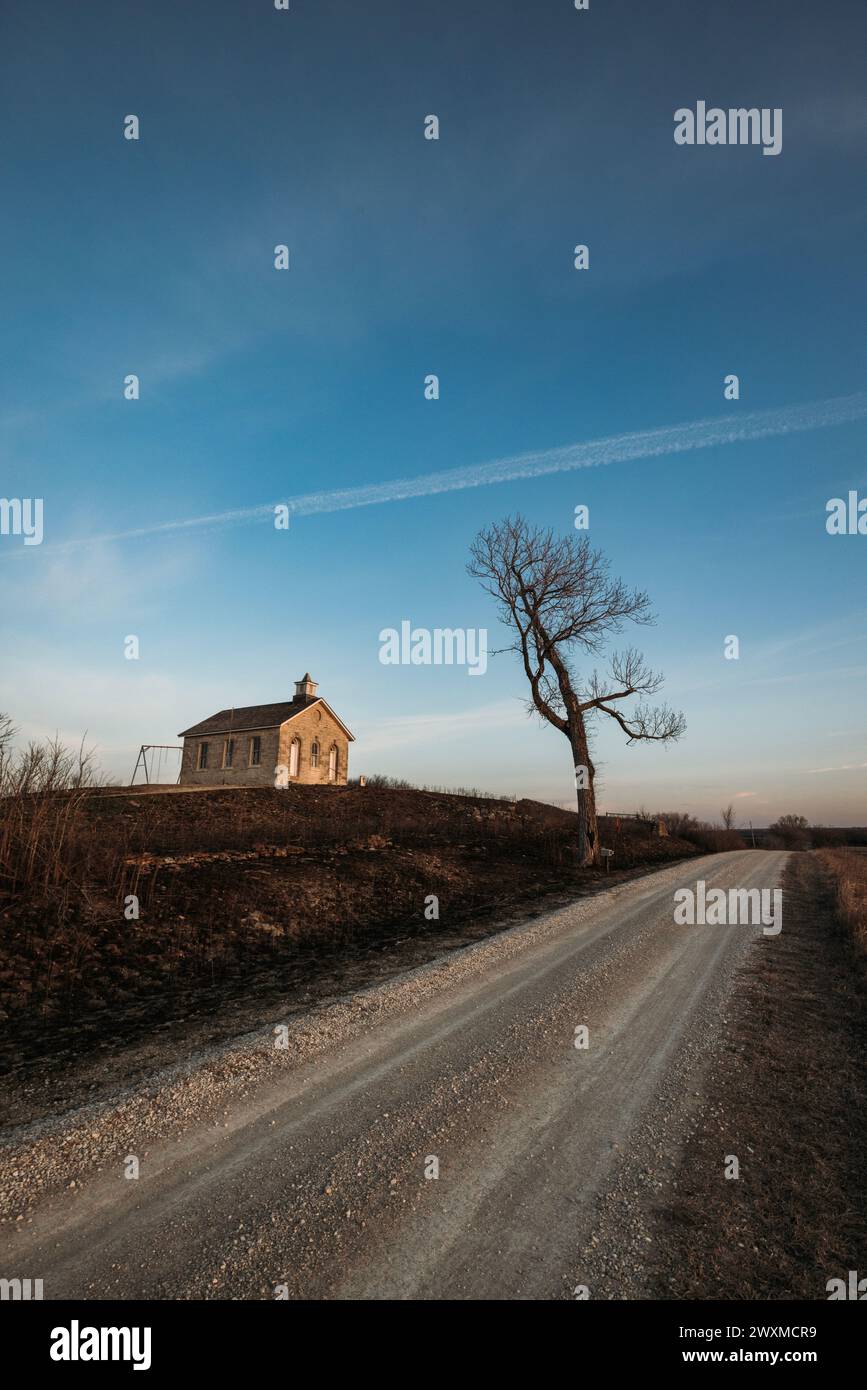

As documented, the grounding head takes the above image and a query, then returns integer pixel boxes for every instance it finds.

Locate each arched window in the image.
[328,744,338,782]
[311,741,320,769]
[289,738,300,778]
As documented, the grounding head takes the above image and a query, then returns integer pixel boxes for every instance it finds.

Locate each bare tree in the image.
[656,808,698,839]
[721,804,736,830]
[769,813,810,850]
[468,516,685,865]
[0,717,108,798]
[0,713,16,786]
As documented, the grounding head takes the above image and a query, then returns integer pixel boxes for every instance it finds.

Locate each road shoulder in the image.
[580,851,867,1300]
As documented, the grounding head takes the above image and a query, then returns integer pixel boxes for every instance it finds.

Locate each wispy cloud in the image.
[807,762,867,774]
[6,388,867,562]
[669,612,867,698]
[359,701,526,754]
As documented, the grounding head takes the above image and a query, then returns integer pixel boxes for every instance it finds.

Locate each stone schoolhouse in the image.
[178,674,354,787]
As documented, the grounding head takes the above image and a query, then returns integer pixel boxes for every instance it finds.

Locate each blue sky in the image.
[1,0,866,823]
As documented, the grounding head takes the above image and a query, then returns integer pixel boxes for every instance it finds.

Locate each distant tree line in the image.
[655,804,865,852]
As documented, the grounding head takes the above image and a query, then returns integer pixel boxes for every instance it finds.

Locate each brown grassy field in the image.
[815,846,867,958]
[0,784,698,1072]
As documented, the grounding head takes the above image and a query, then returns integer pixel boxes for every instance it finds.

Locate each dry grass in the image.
[0,718,123,928]
[816,848,867,957]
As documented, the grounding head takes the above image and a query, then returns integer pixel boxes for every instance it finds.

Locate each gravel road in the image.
[1,849,788,1300]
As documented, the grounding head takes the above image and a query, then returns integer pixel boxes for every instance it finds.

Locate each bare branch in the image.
[595,700,687,744]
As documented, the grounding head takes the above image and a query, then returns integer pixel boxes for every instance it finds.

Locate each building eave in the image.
[280,698,356,741]
[178,697,355,741]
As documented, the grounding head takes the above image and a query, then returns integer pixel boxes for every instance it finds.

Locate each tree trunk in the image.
[571,717,600,867]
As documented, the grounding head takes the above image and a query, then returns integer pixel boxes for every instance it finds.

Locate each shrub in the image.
[0,716,118,919]
[655,809,745,854]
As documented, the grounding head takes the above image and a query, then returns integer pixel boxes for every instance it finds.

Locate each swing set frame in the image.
[129,744,183,787]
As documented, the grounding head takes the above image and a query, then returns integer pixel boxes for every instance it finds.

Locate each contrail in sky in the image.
[7,388,867,558]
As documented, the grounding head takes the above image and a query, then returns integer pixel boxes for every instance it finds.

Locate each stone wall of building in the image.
[277,703,350,785]
[179,724,281,787]
[179,705,350,787]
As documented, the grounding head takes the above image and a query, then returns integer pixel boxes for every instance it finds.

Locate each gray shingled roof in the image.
[178,698,311,738]
[178,696,355,740]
